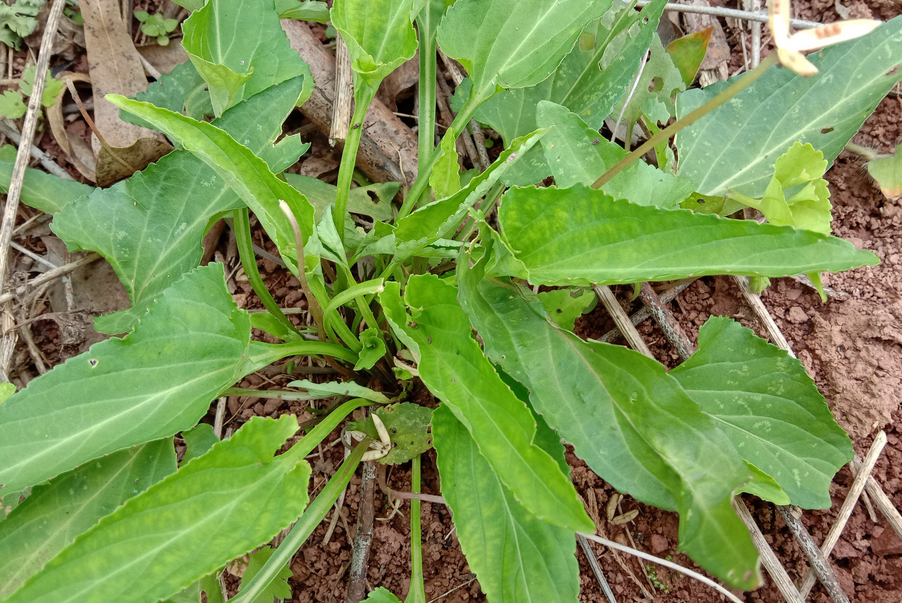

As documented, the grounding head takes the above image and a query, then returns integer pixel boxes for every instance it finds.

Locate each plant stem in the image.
[397,88,492,220]
[405,455,427,603]
[416,11,437,183]
[231,209,296,332]
[335,83,378,243]
[229,439,371,603]
[252,340,359,368]
[592,52,778,190]
[279,201,329,341]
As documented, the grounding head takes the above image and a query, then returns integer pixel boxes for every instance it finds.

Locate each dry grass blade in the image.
[577,534,618,603]
[578,532,744,603]
[733,499,805,603]
[594,285,654,357]
[851,456,902,542]
[330,34,353,146]
[798,431,888,598]
[0,0,68,380]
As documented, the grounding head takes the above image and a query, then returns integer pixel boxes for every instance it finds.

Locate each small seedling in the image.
[135,10,178,45]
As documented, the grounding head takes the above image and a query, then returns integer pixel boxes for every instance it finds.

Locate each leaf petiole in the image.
[405,454,427,603]
[334,83,378,243]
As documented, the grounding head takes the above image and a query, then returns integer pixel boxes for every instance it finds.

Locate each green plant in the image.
[0,0,900,602]
[0,65,65,119]
[0,0,42,50]
[135,10,179,46]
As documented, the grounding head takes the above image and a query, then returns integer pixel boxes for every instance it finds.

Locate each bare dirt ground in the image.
[8,0,901,600]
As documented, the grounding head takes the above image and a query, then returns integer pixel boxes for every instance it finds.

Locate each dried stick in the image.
[851,456,902,542]
[593,285,654,357]
[578,534,618,603]
[0,0,68,380]
[733,499,805,603]
[776,505,850,603]
[734,275,794,355]
[376,462,446,505]
[0,120,74,180]
[0,253,102,306]
[579,532,744,603]
[213,397,227,439]
[635,0,821,28]
[638,282,696,359]
[435,71,483,173]
[798,432,888,598]
[597,280,694,343]
[330,34,353,146]
[345,462,376,603]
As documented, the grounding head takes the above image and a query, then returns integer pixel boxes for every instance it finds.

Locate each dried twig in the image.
[635,0,821,28]
[0,120,74,180]
[330,34,353,146]
[798,432,888,598]
[375,462,446,505]
[0,0,68,381]
[597,280,694,343]
[851,456,902,542]
[638,282,695,359]
[577,534,618,603]
[594,285,654,357]
[732,499,805,603]
[777,504,850,603]
[0,253,102,306]
[579,532,744,603]
[734,275,794,354]
[438,51,490,172]
[345,462,376,603]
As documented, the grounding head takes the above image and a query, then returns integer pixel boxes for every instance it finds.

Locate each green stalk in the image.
[397,87,494,220]
[415,10,438,208]
[404,455,427,603]
[456,180,505,242]
[592,52,778,190]
[229,439,371,603]
[231,209,295,332]
[334,83,378,243]
[294,398,371,457]
[251,340,359,365]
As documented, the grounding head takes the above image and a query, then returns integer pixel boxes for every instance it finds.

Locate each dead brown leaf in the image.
[23,3,85,60]
[48,72,96,181]
[80,0,165,152]
[376,53,419,112]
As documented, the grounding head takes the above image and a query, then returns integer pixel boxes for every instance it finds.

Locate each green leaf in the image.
[0,440,177,598]
[0,382,14,403]
[182,0,313,116]
[497,185,878,286]
[237,546,292,603]
[738,463,791,506]
[439,0,615,111]
[170,0,204,11]
[20,66,64,107]
[455,260,760,589]
[537,288,595,331]
[432,405,580,602]
[331,0,418,88]
[4,416,310,603]
[676,16,902,197]
[380,277,594,532]
[0,264,269,494]
[0,145,94,215]
[348,403,433,465]
[284,172,398,222]
[670,316,853,509]
[109,87,315,279]
[121,61,214,127]
[354,327,387,371]
[429,128,461,200]
[611,34,684,129]
[760,142,831,233]
[163,572,224,603]
[54,79,308,335]
[276,0,331,22]
[665,27,712,88]
[392,130,544,260]
[362,588,402,603]
[536,101,694,208]
[866,143,902,198]
[286,379,391,404]
[469,0,667,185]
[181,423,220,463]
[0,89,26,119]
